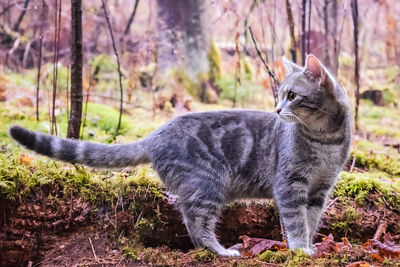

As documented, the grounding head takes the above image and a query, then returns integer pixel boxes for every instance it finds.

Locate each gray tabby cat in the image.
[9,54,351,257]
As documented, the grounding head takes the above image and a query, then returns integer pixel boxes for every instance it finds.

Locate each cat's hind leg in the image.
[178,187,240,257]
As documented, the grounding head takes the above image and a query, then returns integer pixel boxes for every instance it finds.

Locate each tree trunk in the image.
[285,0,297,63]
[307,0,312,54]
[332,0,339,75]
[323,0,331,69]
[351,0,360,131]
[156,0,210,100]
[67,0,83,139]
[301,0,306,65]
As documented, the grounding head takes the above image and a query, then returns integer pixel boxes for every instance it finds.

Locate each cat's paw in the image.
[217,248,240,257]
[298,247,315,255]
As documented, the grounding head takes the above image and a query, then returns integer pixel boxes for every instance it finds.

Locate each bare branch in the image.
[101,0,124,137]
[124,0,140,36]
[248,26,279,106]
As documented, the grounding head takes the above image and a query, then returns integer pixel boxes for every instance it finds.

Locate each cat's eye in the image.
[288,91,297,101]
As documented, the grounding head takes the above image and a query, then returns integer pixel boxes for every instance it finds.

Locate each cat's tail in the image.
[9,125,150,168]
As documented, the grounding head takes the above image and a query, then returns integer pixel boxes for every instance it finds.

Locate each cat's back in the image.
[147,110,280,177]
[153,110,278,138]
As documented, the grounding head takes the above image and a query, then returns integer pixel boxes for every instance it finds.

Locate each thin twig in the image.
[326,197,338,210]
[0,2,25,17]
[248,26,279,106]
[80,71,91,140]
[36,0,45,121]
[280,217,287,242]
[350,154,356,173]
[373,212,387,241]
[66,64,70,123]
[124,0,140,35]
[88,237,98,263]
[13,0,30,32]
[232,17,240,108]
[101,0,123,138]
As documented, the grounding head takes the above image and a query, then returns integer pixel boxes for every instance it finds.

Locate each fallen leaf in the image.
[363,237,400,261]
[383,232,396,247]
[345,261,370,267]
[369,239,400,258]
[315,234,337,258]
[20,154,33,164]
[341,237,352,248]
[239,235,287,257]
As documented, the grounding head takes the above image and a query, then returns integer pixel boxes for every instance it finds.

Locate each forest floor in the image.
[1,71,400,266]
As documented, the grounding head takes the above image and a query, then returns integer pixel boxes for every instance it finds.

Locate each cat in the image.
[9,54,351,257]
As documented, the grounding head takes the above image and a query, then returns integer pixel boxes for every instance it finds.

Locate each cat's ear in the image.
[304,54,332,87]
[282,56,302,76]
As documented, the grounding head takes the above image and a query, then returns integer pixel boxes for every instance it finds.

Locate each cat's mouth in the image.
[278,111,297,123]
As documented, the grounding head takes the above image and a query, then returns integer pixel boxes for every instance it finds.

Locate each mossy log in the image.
[1,182,400,266]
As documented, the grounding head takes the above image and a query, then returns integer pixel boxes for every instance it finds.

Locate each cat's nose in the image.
[275,108,281,114]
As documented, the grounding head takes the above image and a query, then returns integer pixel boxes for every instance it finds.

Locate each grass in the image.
[359,100,400,139]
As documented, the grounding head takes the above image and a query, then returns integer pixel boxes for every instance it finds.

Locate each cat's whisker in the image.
[288,112,312,132]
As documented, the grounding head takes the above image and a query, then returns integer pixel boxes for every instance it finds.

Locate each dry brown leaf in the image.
[341,237,352,248]
[315,234,337,258]
[239,235,287,257]
[20,153,33,164]
[345,261,370,267]
[370,239,400,258]
[363,237,400,261]
[383,232,396,247]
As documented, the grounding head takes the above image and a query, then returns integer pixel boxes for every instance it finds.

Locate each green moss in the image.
[383,258,400,267]
[89,54,118,80]
[80,102,133,140]
[331,206,359,236]
[286,249,312,267]
[122,247,138,260]
[216,74,263,106]
[208,40,222,82]
[242,57,253,81]
[258,250,286,263]
[0,144,162,206]
[192,249,217,262]
[170,69,211,102]
[334,172,400,207]
[353,140,400,176]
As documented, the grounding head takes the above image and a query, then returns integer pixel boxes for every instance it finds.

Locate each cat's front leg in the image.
[307,184,332,248]
[274,173,313,254]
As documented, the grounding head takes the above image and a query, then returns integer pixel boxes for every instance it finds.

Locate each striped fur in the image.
[9,55,351,257]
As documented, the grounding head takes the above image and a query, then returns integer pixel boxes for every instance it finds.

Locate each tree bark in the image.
[332,0,339,75]
[307,0,312,54]
[301,0,306,65]
[323,0,331,69]
[285,0,297,63]
[156,0,210,99]
[67,0,83,139]
[351,0,360,131]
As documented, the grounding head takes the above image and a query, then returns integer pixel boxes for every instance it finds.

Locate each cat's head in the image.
[276,54,348,131]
